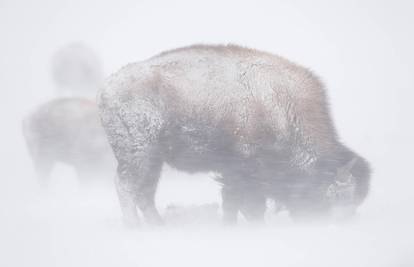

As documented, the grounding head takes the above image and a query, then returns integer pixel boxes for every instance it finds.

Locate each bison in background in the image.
[98,44,371,226]
[23,43,115,186]
[51,42,103,99]
[23,98,115,186]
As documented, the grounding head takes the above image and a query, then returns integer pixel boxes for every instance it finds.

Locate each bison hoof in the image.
[146,216,165,226]
[122,216,141,229]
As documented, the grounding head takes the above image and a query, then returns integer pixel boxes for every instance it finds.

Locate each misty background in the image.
[1,0,413,266]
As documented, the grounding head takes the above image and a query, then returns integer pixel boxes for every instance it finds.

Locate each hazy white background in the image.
[1,0,413,266]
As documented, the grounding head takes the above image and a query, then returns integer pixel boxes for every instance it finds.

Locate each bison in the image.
[51,42,103,98]
[98,44,370,225]
[23,98,115,186]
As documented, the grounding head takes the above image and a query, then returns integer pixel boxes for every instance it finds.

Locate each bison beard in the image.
[97,44,371,226]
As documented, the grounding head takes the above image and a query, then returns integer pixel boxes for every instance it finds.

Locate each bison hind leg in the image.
[100,101,166,226]
[115,152,163,227]
[132,154,164,226]
[114,171,140,227]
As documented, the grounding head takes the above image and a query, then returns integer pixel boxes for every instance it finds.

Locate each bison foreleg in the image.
[221,178,266,224]
[32,156,54,187]
[221,184,242,225]
[239,190,266,223]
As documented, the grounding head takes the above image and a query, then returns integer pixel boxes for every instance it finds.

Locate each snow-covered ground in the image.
[1,0,413,266]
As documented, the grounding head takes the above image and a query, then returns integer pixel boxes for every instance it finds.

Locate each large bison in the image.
[98,44,370,225]
[23,98,115,186]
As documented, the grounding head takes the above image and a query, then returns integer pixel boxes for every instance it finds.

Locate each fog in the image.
[1,0,413,266]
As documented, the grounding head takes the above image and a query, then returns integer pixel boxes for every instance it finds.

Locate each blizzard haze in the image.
[1,0,413,266]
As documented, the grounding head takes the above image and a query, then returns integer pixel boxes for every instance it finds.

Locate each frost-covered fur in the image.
[98,44,370,225]
[23,98,116,185]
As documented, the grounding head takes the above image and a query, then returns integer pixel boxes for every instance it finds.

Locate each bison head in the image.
[262,150,371,221]
[323,155,371,220]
